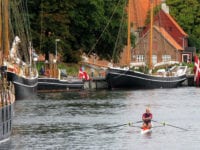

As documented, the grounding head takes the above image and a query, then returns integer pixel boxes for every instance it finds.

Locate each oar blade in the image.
[152,120,188,131]
[165,123,188,131]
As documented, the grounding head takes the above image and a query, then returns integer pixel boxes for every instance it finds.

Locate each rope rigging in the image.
[9,0,32,63]
[111,0,126,63]
[87,0,125,57]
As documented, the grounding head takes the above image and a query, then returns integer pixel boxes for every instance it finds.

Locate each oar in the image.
[128,124,141,128]
[152,120,188,131]
[102,121,143,129]
[128,121,143,128]
[152,125,165,129]
[107,123,127,128]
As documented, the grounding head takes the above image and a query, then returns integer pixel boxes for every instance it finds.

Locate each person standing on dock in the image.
[78,67,90,81]
[141,107,153,129]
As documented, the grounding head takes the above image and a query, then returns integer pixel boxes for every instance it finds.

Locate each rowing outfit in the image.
[142,113,152,124]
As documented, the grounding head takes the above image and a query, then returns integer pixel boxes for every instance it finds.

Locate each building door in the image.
[182,54,189,63]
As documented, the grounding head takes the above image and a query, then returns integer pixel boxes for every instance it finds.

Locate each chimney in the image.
[161,0,169,14]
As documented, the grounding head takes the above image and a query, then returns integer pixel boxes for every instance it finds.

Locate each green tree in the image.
[27,0,127,63]
[166,0,200,51]
[89,0,127,61]
[39,0,73,61]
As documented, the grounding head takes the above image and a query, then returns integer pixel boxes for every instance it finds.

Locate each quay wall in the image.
[84,77,108,90]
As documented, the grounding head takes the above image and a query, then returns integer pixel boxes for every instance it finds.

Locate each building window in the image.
[162,55,171,62]
[136,55,144,62]
[152,55,157,65]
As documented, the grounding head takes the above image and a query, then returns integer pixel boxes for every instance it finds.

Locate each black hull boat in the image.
[3,0,39,100]
[38,60,84,92]
[38,77,84,92]
[7,71,38,100]
[0,66,15,142]
[5,36,39,100]
[105,0,189,90]
[106,67,187,89]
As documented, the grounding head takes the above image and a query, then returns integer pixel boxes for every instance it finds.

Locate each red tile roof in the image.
[140,9,188,48]
[164,13,188,36]
[154,26,183,50]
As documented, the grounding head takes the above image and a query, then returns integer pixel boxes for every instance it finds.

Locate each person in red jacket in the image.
[141,107,153,129]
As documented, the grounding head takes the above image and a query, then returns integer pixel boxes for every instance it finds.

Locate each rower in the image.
[141,107,153,129]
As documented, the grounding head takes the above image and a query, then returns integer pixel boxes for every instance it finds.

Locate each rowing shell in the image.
[141,127,152,134]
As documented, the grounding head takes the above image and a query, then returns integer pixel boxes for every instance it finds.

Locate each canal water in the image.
[1,87,200,150]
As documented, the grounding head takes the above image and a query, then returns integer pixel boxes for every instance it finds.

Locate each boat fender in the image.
[3,93,6,105]
[13,64,19,74]
[7,91,11,104]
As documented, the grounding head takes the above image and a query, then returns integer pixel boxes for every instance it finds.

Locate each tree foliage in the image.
[166,0,200,51]
[26,0,200,63]
[27,0,127,63]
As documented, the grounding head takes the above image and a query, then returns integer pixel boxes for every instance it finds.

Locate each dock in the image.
[84,77,108,89]
[184,74,194,86]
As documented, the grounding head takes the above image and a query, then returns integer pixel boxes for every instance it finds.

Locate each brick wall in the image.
[132,27,182,66]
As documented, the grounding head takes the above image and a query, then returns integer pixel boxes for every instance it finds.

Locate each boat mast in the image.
[149,0,154,70]
[0,0,2,65]
[3,0,9,60]
[127,0,131,66]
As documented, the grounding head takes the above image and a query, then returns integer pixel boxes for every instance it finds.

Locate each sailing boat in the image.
[4,0,38,100]
[0,0,15,141]
[37,59,84,92]
[106,0,187,89]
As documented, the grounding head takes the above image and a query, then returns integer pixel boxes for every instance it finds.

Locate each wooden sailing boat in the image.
[37,59,84,92]
[106,0,187,89]
[4,0,38,100]
[0,0,15,141]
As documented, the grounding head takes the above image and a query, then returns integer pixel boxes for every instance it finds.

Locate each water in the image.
[1,87,200,150]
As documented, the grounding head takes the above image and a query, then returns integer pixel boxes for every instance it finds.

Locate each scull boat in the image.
[141,123,153,134]
[141,127,152,134]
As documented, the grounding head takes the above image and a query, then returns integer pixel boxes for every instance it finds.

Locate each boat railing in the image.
[109,66,129,70]
[169,66,187,76]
